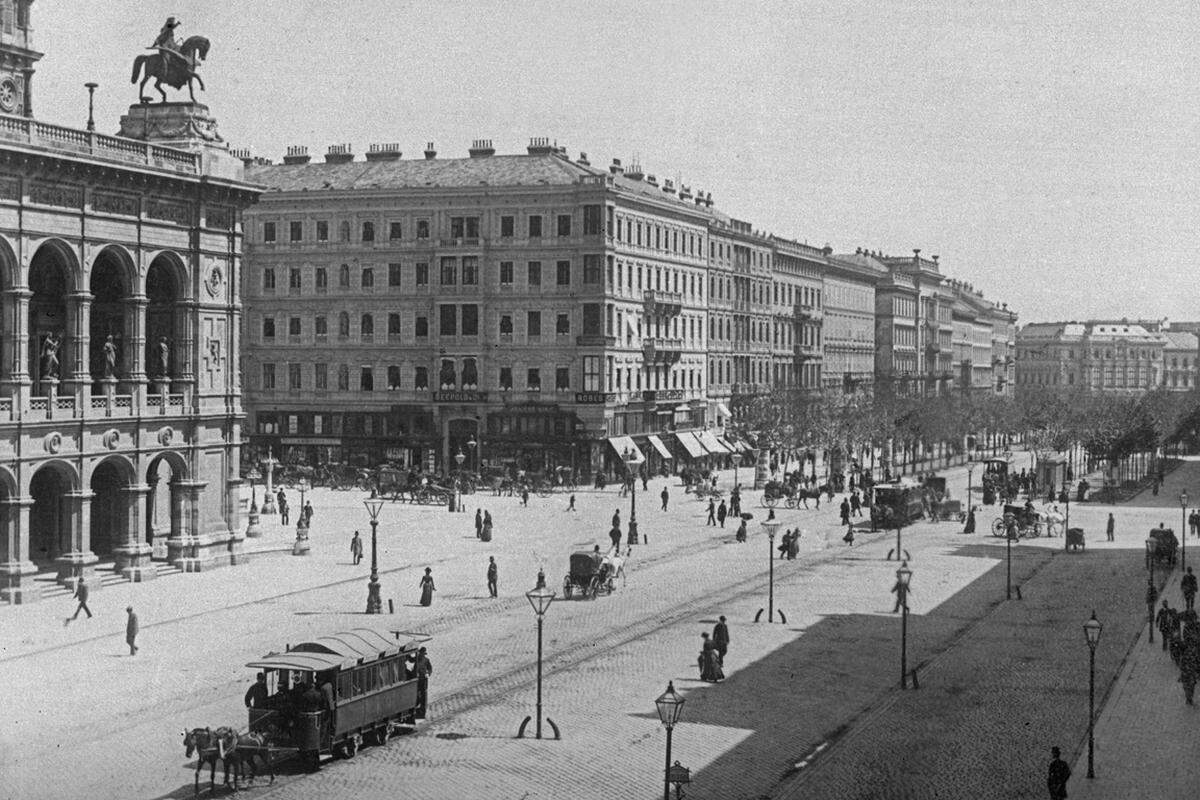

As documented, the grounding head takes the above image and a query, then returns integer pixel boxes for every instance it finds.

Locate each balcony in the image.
[793,343,822,361]
[0,112,200,176]
[644,290,684,316]
[576,334,617,347]
[642,337,683,364]
[793,303,824,321]
[438,237,483,247]
[925,341,942,353]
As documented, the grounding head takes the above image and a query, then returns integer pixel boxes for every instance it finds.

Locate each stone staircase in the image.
[32,561,184,601]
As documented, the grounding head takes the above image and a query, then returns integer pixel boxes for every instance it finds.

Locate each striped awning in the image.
[697,430,732,454]
[674,431,706,459]
[647,435,673,459]
[608,436,645,463]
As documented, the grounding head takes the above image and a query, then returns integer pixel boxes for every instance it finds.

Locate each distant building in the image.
[1161,331,1198,391]
[1016,321,1165,394]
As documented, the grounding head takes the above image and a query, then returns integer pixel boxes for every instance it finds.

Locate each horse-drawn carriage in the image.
[870,482,924,529]
[760,479,827,509]
[562,550,624,600]
[991,503,1049,538]
[1147,527,1179,568]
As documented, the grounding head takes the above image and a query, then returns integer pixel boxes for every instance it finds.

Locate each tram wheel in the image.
[339,737,358,759]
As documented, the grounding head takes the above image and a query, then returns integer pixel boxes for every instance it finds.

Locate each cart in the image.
[991,503,1041,538]
[562,551,616,600]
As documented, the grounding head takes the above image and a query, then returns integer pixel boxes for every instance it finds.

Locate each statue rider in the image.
[151,16,182,54]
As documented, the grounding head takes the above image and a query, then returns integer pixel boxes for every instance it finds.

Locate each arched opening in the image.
[30,463,72,563]
[146,255,181,382]
[89,250,129,387]
[89,459,130,557]
[28,245,70,388]
[146,452,186,557]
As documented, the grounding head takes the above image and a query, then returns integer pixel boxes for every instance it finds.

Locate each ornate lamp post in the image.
[455,449,466,472]
[655,681,686,800]
[897,561,913,689]
[965,464,975,535]
[623,447,640,547]
[1006,508,1015,601]
[757,518,782,623]
[364,497,384,614]
[245,467,262,538]
[1146,539,1157,644]
[467,436,478,473]
[1083,611,1103,779]
[84,82,98,132]
[731,451,743,491]
[1063,486,1071,553]
[518,569,558,739]
[292,478,312,555]
[261,447,279,515]
[1181,491,1189,570]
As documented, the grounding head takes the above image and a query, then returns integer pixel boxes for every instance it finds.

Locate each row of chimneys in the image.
[853,247,940,266]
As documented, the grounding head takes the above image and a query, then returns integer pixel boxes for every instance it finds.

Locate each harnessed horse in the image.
[182,727,236,796]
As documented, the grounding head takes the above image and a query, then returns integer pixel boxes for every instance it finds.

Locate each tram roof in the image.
[246,628,424,672]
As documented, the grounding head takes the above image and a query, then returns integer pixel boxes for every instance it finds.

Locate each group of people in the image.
[473,508,495,542]
[698,616,730,682]
[1154,566,1200,705]
[275,488,314,528]
[64,579,139,655]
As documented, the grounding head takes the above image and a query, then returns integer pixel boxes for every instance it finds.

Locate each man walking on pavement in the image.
[1106,512,1115,542]
[706,498,716,526]
[567,493,576,512]
[475,508,483,538]
[661,486,669,511]
[278,490,289,525]
[612,509,621,531]
[1158,599,1176,651]
[486,556,498,598]
[1047,746,1071,800]
[65,578,92,626]
[1184,566,1198,612]
[712,615,729,663]
[840,497,851,526]
[304,501,314,524]
[717,499,728,528]
[126,606,139,655]
[350,531,363,565]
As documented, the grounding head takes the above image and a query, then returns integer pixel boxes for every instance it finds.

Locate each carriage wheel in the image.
[562,578,573,600]
[339,737,358,759]
[587,576,601,599]
[536,487,552,499]
[1029,523,1042,539]
[786,497,799,509]
[991,519,1006,537]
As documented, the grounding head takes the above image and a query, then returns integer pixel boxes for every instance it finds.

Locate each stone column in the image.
[146,473,167,559]
[113,483,154,581]
[0,496,38,603]
[55,489,98,590]
[125,294,148,402]
[167,479,210,572]
[3,287,30,389]
[226,475,247,565]
[175,300,196,394]
[66,291,93,403]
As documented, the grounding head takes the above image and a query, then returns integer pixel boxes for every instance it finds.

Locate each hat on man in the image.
[164,17,181,28]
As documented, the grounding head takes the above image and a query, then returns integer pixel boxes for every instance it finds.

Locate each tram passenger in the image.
[413,647,433,719]
[319,675,336,738]
[244,672,269,708]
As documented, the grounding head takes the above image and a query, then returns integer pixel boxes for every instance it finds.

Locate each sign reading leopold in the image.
[433,390,489,403]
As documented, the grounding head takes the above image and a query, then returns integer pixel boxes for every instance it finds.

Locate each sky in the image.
[29,1,1200,324]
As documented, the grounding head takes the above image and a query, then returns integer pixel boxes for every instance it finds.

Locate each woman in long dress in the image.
[698,633,724,682]
[419,567,435,606]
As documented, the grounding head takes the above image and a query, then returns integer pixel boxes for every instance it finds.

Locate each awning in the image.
[246,628,422,672]
[716,403,733,418]
[723,435,749,453]
[674,431,706,459]
[697,430,732,454]
[647,435,673,459]
[608,436,645,463]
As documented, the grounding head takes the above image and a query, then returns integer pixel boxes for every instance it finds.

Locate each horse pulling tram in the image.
[244,628,429,769]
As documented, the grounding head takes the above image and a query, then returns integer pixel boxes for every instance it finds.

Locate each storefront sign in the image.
[659,389,685,401]
[574,392,613,404]
[433,390,489,403]
[280,438,342,446]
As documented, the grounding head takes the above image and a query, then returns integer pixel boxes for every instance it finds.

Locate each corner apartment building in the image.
[945,279,1017,396]
[825,250,883,392]
[1162,330,1198,391]
[1015,321,1165,394]
[769,237,826,392]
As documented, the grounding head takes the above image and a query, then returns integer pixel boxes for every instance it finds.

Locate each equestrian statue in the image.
[130,16,210,103]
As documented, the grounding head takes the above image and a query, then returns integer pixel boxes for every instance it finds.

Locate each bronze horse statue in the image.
[131,36,210,103]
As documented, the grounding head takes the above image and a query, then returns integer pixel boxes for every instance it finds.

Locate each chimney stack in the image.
[576,151,590,166]
[424,141,437,160]
[662,178,675,195]
[678,184,693,201]
[365,143,402,161]
[609,157,624,176]
[527,137,554,156]
[324,143,353,164]
[626,159,644,181]
[468,139,495,158]
[283,145,311,165]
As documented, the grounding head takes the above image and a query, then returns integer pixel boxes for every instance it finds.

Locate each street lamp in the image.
[518,569,558,739]
[655,681,686,800]
[1083,611,1103,779]
[897,561,913,689]
[84,82,98,132]
[292,478,312,555]
[1006,511,1015,600]
[467,436,478,472]
[623,447,640,547]
[364,497,384,614]
[455,449,466,471]
[966,464,975,535]
[731,451,743,491]
[1063,485,1071,554]
[757,518,782,623]
[245,467,262,538]
[1181,491,1189,570]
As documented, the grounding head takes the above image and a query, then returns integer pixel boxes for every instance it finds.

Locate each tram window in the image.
[351,668,363,696]
[375,664,386,687]
[338,673,352,700]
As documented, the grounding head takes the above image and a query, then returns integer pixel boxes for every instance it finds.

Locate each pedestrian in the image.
[245,672,268,708]
[788,528,800,559]
[304,501,314,524]
[706,498,716,526]
[843,527,854,546]
[350,531,363,565]
[1157,599,1175,651]
[612,508,621,530]
[661,486,669,512]
[419,567,436,607]
[125,606,139,655]
[521,487,529,507]
[1106,513,1115,542]
[1185,567,1198,611]
[609,524,622,551]
[712,615,730,660]
[840,498,851,526]
[278,490,289,525]
[1047,746,1071,800]
[486,556,498,598]
[698,632,724,682]
[778,530,791,558]
[641,470,648,492]
[850,490,862,517]
[65,578,92,626]
[717,499,728,528]
[1182,638,1200,705]
[475,508,483,539]
[481,510,493,542]
[567,493,576,512]
[730,487,741,517]
[412,646,433,718]
[735,517,747,543]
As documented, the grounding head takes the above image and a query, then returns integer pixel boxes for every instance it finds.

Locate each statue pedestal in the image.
[118,102,243,181]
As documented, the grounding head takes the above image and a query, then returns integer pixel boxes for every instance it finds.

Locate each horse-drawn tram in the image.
[245,628,429,769]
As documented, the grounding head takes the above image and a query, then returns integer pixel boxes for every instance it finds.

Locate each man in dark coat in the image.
[1157,600,1175,651]
[413,647,433,718]
[474,508,483,539]
[66,578,92,625]
[706,498,716,526]
[1106,513,1115,542]
[125,606,139,655]
[661,486,669,511]
[350,531,363,565]
[278,490,289,525]
[1183,566,1198,612]
[609,524,622,551]
[486,556,498,598]
[1047,746,1071,800]
[612,509,621,530]
[717,500,728,528]
[840,498,851,526]
[244,672,268,708]
[712,615,730,661]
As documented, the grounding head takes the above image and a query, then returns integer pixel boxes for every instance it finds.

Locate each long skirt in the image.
[420,583,433,606]
[699,649,724,682]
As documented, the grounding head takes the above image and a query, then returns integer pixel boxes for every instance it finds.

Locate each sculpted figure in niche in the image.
[157,337,171,378]
[40,332,61,378]
[103,335,118,378]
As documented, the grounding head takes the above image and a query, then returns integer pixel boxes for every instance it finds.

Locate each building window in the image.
[500,215,514,237]
[527,311,541,337]
[263,222,276,242]
[315,316,327,337]
[528,215,542,238]
[440,359,457,389]
[288,221,302,242]
[288,268,301,291]
[388,313,401,336]
[360,314,374,338]
[361,267,374,288]
[583,254,602,284]
[315,267,327,290]
[387,365,401,389]
[263,268,275,291]
[416,316,428,337]
[556,367,570,390]
[337,364,349,390]
[557,214,572,237]
[499,366,513,390]
[360,366,374,391]
[439,305,457,336]
[288,363,301,390]
[389,222,402,240]
[528,261,541,286]
[583,304,601,335]
[288,317,301,336]
[462,256,478,285]
[338,312,350,337]
[500,261,513,285]
[584,205,602,236]
[440,257,457,285]
[416,220,429,239]
[414,366,429,390]
[261,363,276,389]
[315,363,327,390]
[262,317,275,340]
[461,304,479,336]
[415,262,429,286]
[339,264,350,287]
[462,358,478,388]
[316,220,329,241]
[556,313,570,335]
[500,315,513,335]
[556,260,571,285]
[527,368,541,390]
[361,221,375,242]
[583,355,600,390]
[388,263,402,287]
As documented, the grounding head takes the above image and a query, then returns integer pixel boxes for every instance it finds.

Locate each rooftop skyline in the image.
[32,1,1198,324]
